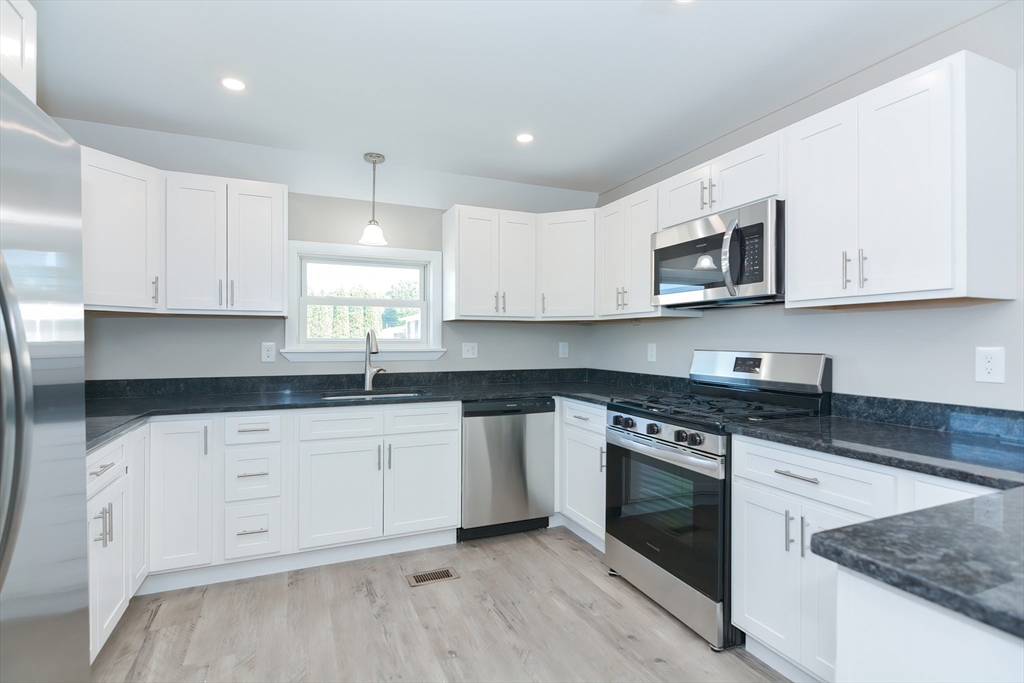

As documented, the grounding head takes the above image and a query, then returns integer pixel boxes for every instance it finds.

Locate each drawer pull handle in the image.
[573,415,590,421]
[237,471,270,478]
[89,462,116,477]
[774,469,819,485]
[237,426,271,433]
[237,528,268,536]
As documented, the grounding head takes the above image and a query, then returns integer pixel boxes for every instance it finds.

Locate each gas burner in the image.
[610,394,815,424]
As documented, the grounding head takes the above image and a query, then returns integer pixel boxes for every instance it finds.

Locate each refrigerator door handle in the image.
[0,253,34,592]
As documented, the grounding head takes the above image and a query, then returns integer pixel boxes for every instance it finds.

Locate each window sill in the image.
[280,347,447,363]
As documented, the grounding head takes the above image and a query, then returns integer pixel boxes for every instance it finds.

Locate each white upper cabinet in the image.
[0,0,36,102]
[82,148,163,310]
[598,187,659,316]
[596,200,627,316]
[656,164,711,230]
[786,51,1017,307]
[538,209,595,318]
[227,180,286,312]
[498,211,537,317]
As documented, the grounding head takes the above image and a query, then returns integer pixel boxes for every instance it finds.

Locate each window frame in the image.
[282,241,445,362]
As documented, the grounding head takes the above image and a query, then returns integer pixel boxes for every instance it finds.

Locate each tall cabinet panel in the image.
[165,173,228,311]
[129,426,149,592]
[227,180,286,312]
[624,188,657,314]
[497,211,537,317]
[538,210,595,318]
[82,148,163,309]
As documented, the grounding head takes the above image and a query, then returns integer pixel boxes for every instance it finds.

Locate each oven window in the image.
[606,443,724,600]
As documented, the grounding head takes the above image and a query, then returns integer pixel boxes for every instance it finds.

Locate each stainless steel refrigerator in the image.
[0,76,89,681]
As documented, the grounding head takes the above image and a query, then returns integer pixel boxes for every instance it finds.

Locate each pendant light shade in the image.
[694,253,716,270]
[359,152,387,246]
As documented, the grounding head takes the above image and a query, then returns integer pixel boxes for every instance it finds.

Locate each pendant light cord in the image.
[371,161,377,223]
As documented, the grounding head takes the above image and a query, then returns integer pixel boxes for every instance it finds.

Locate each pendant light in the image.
[359,152,387,246]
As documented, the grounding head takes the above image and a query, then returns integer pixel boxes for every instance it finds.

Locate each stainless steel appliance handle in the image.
[774,469,819,485]
[237,471,270,478]
[842,252,851,290]
[720,217,740,296]
[0,253,34,592]
[153,276,159,304]
[785,510,794,552]
[606,428,724,479]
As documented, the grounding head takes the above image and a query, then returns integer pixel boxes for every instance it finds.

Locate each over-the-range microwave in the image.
[651,199,784,308]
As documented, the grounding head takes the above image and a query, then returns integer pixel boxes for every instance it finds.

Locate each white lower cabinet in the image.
[298,438,384,549]
[128,426,149,593]
[224,501,282,560]
[88,472,130,663]
[384,432,461,536]
[561,425,606,538]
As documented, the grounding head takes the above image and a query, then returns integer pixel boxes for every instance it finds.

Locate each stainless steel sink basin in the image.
[320,390,428,401]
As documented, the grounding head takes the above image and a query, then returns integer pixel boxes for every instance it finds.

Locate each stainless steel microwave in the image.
[651,199,784,308]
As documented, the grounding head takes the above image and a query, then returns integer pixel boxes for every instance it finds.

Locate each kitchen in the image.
[0,1,1021,682]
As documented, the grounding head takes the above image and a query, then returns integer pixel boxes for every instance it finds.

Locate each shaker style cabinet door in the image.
[81,148,163,309]
[596,200,627,316]
[497,211,537,317]
[708,135,779,213]
[88,474,129,662]
[383,432,461,537]
[297,438,384,549]
[226,180,286,312]
[129,426,150,593]
[538,210,595,318]
[858,62,954,297]
[165,173,228,311]
[456,207,501,316]
[657,165,711,230]
[561,426,606,538]
[785,101,860,303]
[623,187,657,314]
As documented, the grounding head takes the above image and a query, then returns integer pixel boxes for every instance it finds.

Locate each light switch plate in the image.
[261,342,276,363]
[647,343,656,362]
[559,342,569,358]
[462,342,478,359]
[975,347,1005,383]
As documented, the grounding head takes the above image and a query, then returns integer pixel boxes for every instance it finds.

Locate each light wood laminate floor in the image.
[92,528,781,682]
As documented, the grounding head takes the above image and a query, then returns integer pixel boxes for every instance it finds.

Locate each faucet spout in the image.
[364,329,385,391]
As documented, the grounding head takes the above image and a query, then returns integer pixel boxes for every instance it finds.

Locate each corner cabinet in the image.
[786,51,1017,307]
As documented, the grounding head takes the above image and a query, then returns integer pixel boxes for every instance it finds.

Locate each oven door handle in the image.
[720,217,739,297]
[607,429,724,480]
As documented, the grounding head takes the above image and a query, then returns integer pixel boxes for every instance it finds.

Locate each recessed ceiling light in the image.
[672,0,696,4]
[221,77,246,91]
[516,133,534,143]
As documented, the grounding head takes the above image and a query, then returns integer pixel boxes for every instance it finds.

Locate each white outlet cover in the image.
[559,342,569,358]
[261,342,276,363]
[462,342,478,359]
[975,347,1005,383]
[647,343,656,362]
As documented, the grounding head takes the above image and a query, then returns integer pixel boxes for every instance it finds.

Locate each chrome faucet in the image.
[364,328,385,391]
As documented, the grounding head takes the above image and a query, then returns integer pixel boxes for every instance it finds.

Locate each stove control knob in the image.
[674,430,689,443]
[646,423,661,435]
[688,432,704,447]
[612,415,624,426]
[622,417,636,429]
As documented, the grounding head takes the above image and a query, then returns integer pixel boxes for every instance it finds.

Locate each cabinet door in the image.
[227,180,286,312]
[657,165,710,229]
[457,207,501,316]
[165,173,227,311]
[149,420,213,571]
[786,101,860,302]
[709,135,779,213]
[624,187,657,314]
[538,210,595,317]
[858,63,953,296]
[799,502,865,681]
[298,438,383,549]
[88,475,129,662]
[383,432,460,536]
[128,426,149,593]
[0,0,36,102]
[731,481,802,661]
[596,200,627,316]
[561,427,606,538]
[497,211,537,317]
[82,148,163,309]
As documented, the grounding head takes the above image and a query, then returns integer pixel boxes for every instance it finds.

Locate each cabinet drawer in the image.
[562,400,605,434]
[384,403,460,434]
[87,435,127,499]
[224,414,281,444]
[224,501,281,560]
[733,438,896,517]
[224,444,281,502]
[299,409,384,441]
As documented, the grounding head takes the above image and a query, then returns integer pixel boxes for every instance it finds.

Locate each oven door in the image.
[605,428,726,601]
[651,199,779,307]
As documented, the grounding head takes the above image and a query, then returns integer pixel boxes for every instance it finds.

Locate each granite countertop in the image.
[811,486,1024,639]
[85,381,652,450]
[727,416,1024,490]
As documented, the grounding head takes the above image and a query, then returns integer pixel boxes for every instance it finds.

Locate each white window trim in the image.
[281,241,446,362]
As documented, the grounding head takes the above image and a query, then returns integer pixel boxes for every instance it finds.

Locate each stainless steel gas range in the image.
[604,350,832,650]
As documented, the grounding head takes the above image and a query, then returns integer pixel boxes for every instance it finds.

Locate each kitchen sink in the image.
[319,390,429,401]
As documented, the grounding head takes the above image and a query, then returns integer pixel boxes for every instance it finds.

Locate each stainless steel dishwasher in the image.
[460,398,555,540]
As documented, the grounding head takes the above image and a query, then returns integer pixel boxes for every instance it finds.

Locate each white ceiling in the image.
[35,0,1000,194]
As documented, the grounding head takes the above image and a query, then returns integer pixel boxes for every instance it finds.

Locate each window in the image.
[283,242,444,362]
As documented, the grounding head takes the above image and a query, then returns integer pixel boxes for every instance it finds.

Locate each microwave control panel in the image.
[738,224,765,284]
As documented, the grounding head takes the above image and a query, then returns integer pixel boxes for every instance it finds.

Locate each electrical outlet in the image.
[462,342,478,359]
[647,343,657,362]
[975,347,1005,383]
[261,342,276,363]
[559,342,569,358]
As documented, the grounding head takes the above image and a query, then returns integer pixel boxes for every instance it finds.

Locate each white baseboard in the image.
[549,513,605,553]
[744,636,822,683]
[138,529,457,595]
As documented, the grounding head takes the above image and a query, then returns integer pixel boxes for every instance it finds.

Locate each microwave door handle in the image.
[720,218,739,296]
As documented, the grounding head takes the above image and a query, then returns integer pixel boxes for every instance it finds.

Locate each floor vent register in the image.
[406,567,460,587]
